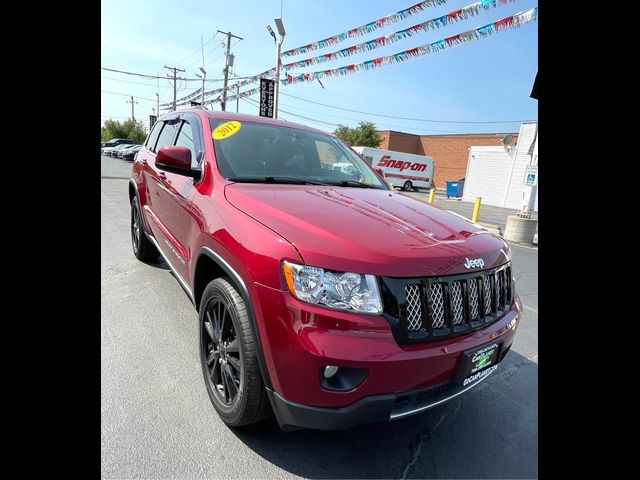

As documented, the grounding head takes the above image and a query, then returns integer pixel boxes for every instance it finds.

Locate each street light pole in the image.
[272,18,286,119]
[196,67,206,107]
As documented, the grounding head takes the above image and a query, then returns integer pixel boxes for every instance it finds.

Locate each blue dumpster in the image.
[446,180,464,198]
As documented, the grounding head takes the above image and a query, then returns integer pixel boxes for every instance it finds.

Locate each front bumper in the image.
[250,282,520,428]
[267,346,509,431]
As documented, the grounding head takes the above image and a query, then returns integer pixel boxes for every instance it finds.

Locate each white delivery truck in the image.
[352,146,435,191]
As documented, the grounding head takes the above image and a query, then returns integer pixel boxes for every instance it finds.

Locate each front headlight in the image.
[281,261,382,314]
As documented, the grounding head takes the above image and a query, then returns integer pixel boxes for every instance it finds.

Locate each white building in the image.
[461,122,538,212]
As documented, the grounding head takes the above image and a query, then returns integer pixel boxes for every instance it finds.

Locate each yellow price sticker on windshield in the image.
[213,121,241,140]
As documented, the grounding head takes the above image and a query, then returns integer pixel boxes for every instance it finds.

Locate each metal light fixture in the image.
[266,25,276,43]
[274,18,286,37]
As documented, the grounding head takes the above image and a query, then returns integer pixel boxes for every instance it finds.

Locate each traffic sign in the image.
[523,165,538,186]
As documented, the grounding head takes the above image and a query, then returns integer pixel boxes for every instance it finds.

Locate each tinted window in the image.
[145,123,163,152]
[209,120,386,189]
[175,121,198,168]
[156,121,178,151]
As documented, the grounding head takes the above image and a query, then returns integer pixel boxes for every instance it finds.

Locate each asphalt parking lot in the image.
[401,190,538,237]
[101,154,538,479]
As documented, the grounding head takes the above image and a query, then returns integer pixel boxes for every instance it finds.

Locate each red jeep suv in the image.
[129,109,521,431]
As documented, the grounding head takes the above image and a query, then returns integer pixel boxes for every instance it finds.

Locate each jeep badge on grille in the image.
[464,258,484,269]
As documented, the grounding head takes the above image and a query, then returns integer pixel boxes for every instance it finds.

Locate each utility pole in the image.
[164,65,186,111]
[236,84,240,113]
[127,96,139,120]
[156,72,160,116]
[217,30,243,111]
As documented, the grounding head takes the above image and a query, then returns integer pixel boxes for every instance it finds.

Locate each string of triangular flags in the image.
[218,7,536,104]
[282,0,515,72]
[167,1,530,108]
[281,0,514,60]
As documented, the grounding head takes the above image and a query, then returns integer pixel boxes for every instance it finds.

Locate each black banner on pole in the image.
[149,114,157,127]
[259,78,275,118]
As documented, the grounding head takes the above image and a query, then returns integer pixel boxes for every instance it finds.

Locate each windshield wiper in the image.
[227,176,329,185]
[329,180,381,189]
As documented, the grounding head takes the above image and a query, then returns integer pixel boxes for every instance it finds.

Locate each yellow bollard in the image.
[389,183,395,190]
[428,188,435,204]
[471,196,482,223]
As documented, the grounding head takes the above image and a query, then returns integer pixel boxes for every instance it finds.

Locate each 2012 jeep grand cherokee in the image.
[129,109,521,431]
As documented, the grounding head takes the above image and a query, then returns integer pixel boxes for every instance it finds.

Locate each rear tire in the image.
[403,180,413,191]
[199,277,272,427]
[131,194,159,262]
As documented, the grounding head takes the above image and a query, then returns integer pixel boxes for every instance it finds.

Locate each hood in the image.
[224,184,510,277]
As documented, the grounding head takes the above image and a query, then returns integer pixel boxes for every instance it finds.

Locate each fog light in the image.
[324,365,339,379]
[319,365,369,391]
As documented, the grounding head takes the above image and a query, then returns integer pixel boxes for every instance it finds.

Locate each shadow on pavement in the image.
[231,351,537,479]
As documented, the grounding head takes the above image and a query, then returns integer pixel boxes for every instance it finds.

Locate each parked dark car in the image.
[120,144,141,160]
[108,144,133,157]
[101,138,133,150]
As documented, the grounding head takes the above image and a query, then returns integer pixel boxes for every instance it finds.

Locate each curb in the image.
[477,222,502,237]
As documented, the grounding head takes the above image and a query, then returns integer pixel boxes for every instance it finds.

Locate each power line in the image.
[101,90,157,101]
[101,66,224,82]
[243,97,338,128]
[172,33,216,65]
[271,97,457,133]
[164,65,186,111]
[101,76,160,87]
[230,69,535,126]
[279,92,536,124]
[181,40,223,70]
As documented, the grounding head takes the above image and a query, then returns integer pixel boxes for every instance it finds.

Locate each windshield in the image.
[210,119,387,189]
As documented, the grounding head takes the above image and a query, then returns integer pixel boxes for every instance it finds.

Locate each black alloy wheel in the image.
[201,295,242,408]
[198,278,272,427]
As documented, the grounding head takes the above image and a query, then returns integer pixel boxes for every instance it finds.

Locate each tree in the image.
[101,118,146,144]
[334,121,382,147]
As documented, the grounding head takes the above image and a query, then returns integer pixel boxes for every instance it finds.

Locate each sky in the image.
[101,0,538,135]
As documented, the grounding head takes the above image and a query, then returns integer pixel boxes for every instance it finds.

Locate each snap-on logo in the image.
[377,155,427,172]
[464,257,484,269]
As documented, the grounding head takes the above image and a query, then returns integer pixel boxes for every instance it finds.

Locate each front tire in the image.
[199,278,271,427]
[131,194,159,262]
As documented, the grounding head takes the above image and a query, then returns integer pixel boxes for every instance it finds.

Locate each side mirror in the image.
[156,146,200,178]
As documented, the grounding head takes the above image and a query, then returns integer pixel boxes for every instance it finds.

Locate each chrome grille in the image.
[450,282,464,325]
[468,278,479,320]
[405,284,423,331]
[396,264,513,342]
[428,283,445,329]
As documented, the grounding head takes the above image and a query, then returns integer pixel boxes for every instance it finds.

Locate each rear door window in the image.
[145,123,163,152]
[175,120,198,168]
[155,121,179,151]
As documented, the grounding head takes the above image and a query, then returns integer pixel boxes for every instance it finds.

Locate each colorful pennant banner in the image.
[167,69,277,108]
[172,2,532,108]
[283,7,537,85]
[282,0,514,72]
[215,7,536,105]
[281,0,451,58]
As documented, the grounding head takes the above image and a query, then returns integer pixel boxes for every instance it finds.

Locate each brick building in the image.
[378,131,519,188]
